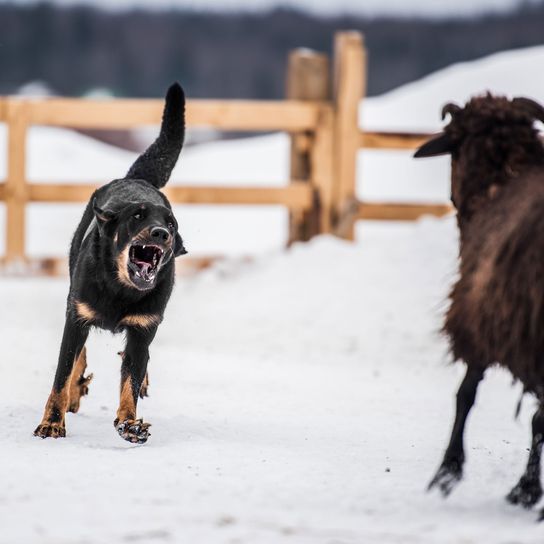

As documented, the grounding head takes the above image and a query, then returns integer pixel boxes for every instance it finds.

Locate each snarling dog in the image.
[34,83,187,444]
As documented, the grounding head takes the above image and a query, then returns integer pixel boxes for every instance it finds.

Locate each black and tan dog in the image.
[34,83,187,444]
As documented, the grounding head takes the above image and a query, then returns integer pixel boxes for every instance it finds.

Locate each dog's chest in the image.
[74,300,160,332]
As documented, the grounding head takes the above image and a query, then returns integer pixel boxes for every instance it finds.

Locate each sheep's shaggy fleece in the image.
[442,95,544,396]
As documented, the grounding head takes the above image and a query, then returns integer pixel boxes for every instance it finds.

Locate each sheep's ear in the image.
[414,133,453,158]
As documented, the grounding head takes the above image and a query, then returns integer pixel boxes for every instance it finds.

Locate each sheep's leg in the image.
[428,365,485,497]
[507,407,544,510]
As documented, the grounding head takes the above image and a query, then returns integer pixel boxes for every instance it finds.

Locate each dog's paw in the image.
[34,421,66,439]
[68,373,94,413]
[114,418,151,444]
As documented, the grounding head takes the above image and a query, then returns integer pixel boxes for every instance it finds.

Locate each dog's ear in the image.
[93,198,117,225]
[173,233,188,257]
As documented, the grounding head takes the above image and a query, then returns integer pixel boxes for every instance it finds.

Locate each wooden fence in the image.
[0,30,452,273]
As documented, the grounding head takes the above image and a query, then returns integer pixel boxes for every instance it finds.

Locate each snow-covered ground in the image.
[0,220,540,543]
[2,46,544,542]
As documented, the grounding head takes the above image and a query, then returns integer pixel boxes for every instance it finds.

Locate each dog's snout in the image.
[150,226,171,243]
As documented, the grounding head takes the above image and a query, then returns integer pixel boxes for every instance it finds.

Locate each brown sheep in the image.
[415,94,544,519]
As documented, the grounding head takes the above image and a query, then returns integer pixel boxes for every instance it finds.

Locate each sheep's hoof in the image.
[428,459,463,497]
[507,476,542,509]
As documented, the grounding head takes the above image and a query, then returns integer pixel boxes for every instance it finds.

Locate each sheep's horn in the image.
[441,103,461,120]
[512,97,544,124]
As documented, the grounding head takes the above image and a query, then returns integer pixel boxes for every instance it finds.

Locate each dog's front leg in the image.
[114,326,156,444]
[34,318,89,438]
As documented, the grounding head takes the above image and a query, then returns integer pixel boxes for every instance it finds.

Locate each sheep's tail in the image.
[125,82,185,189]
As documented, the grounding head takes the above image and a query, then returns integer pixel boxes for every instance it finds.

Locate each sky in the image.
[1,0,534,17]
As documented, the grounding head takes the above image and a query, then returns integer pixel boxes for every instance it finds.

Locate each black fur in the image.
[415,94,544,519]
[34,83,187,444]
[126,83,185,188]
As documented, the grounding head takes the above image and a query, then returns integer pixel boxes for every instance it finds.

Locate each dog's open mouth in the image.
[127,244,164,285]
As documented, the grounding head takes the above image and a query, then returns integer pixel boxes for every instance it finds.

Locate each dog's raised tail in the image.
[126,82,185,189]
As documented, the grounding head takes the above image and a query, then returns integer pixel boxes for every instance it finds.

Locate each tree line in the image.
[0,2,543,99]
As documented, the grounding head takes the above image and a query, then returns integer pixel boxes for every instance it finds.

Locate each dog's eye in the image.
[133,212,143,220]
[167,222,175,232]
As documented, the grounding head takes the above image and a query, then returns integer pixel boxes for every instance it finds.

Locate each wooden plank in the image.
[0,98,7,121]
[24,98,323,131]
[28,182,313,209]
[358,201,453,221]
[332,31,366,240]
[286,48,331,243]
[29,184,97,202]
[0,184,5,200]
[358,132,544,152]
[6,101,29,262]
[165,184,313,208]
[361,131,435,150]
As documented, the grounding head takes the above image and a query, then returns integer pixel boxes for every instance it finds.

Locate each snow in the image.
[358,46,544,207]
[362,46,544,133]
[2,46,544,541]
[1,221,542,542]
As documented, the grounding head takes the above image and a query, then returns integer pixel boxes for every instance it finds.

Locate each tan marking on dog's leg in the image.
[119,314,161,330]
[116,375,137,423]
[67,346,93,413]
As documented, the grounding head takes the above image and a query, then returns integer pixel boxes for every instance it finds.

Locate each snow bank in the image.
[362,46,544,133]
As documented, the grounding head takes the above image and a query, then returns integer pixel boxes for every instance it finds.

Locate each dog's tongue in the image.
[134,260,153,279]
[134,260,151,271]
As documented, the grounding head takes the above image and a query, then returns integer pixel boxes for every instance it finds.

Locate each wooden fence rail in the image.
[0,30,452,273]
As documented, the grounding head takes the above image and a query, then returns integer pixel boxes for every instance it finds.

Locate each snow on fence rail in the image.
[0,31,451,273]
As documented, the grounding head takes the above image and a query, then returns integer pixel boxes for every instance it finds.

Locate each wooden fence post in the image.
[6,100,28,264]
[332,31,366,240]
[310,105,334,234]
[286,48,331,244]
